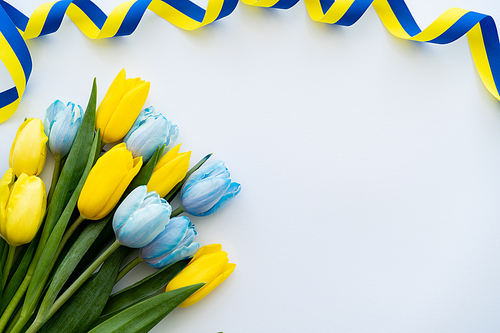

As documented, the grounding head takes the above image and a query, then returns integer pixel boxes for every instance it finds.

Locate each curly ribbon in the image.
[0,0,499,123]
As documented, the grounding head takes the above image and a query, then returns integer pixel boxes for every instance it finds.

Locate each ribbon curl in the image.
[0,0,499,123]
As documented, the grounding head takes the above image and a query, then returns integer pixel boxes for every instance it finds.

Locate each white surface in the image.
[2,0,500,332]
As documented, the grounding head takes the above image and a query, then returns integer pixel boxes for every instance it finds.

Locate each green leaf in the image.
[164,153,212,202]
[23,129,100,317]
[38,247,128,333]
[35,214,110,325]
[47,210,85,281]
[96,259,190,325]
[88,283,204,333]
[62,221,114,290]
[0,237,7,274]
[0,246,4,301]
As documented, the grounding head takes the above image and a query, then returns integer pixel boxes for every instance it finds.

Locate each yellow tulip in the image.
[77,143,142,220]
[147,144,191,198]
[0,169,47,246]
[96,69,150,144]
[165,244,236,307]
[9,118,48,177]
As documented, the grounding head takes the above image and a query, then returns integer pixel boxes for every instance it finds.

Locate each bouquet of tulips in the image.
[0,69,240,333]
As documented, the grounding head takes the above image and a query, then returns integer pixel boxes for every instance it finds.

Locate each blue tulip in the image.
[140,216,200,269]
[43,100,84,158]
[113,185,172,248]
[123,106,179,162]
[181,160,241,216]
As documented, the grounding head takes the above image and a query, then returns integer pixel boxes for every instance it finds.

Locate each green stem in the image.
[171,206,184,217]
[0,276,31,332]
[47,157,62,204]
[57,216,86,255]
[41,241,121,329]
[115,255,142,283]
[0,240,9,275]
[3,245,16,290]
[5,306,22,333]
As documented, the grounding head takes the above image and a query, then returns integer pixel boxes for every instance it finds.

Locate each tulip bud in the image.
[44,100,84,159]
[0,169,47,246]
[96,69,150,144]
[9,118,48,177]
[180,160,241,216]
[123,106,179,162]
[113,186,171,248]
[78,143,142,220]
[165,244,235,307]
[147,144,191,198]
[140,216,199,269]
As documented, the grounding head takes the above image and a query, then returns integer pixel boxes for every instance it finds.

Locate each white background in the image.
[2,0,500,332]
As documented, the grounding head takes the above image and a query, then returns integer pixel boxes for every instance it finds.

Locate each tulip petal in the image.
[113,185,147,232]
[143,224,186,259]
[175,225,197,249]
[47,102,82,157]
[181,160,227,193]
[78,147,133,219]
[208,164,231,179]
[164,125,179,152]
[64,111,83,156]
[3,174,29,240]
[0,169,15,237]
[69,111,83,141]
[190,244,222,263]
[145,242,199,269]
[179,262,236,307]
[96,69,126,135]
[167,251,229,292]
[9,119,48,177]
[93,156,142,220]
[4,176,46,246]
[139,216,198,270]
[116,203,171,248]
[165,245,235,307]
[123,107,147,142]
[154,144,181,171]
[147,151,191,198]
[125,78,143,92]
[125,109,172,162]
[181,177,231,216]
[139,191,165,208]
[140,216,192,260]
[196,182,241,217]
[102,81,150,143]
[78,145,142,220]
[44,100,65,137]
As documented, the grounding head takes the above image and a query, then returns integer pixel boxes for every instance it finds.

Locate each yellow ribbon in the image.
[1,0,499,123]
